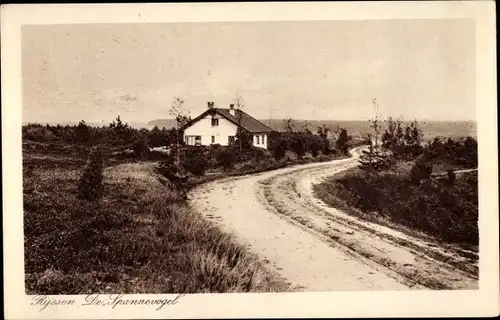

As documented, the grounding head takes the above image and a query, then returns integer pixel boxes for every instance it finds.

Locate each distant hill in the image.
[264,119,477,140]
[146,119,178,129]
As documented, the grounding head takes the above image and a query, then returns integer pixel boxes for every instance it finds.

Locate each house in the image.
[180,101,274,149]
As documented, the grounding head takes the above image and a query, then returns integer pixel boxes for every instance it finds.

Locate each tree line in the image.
[22,117,181,148]
[358,99,477,184]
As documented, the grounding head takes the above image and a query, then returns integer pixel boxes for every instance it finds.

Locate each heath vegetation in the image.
[314,100,478,249]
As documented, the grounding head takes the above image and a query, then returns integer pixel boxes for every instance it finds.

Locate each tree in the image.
[317,124,331,153]
[308,135,323,157]
[301,121,312,135]
[400,120,424,159]
[107,115,133,146]
[77,148,104,201]
[290,135,306,159]
[369,98,382,148]
[75,120,92,145]
[133,134,150,160]
[317,124,329,139]
[381,117,400,151]
[282,118,295,133]
[233,92,253,153]
[234,127,253,150]
[358,99,392,171]
[335,128,350,155]
[169,97,190,164]
[268,132,287,161]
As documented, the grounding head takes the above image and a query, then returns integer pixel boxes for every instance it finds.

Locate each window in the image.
[211,118,219,127]
[228,136,235,145]
[256,135,260,144]
[195,136,201,146]
[211,136,215,144]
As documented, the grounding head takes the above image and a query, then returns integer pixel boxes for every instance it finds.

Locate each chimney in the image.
[229,104,235,116]
[207,101,214,109]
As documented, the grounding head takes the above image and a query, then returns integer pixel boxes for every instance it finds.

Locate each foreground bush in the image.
[133,134,150,160]
[410,158,433,184]
[183,148,208,176]
[216,147,238,171]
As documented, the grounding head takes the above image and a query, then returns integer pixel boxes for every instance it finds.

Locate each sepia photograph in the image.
[2,2,498,319]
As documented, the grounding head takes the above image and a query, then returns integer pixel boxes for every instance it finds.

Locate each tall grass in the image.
[24,152,288,294]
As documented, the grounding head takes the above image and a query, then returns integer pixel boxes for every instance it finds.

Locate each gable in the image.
[183,113,238,135]
[181,108,274,133]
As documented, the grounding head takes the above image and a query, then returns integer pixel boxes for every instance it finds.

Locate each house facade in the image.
[181,102,273,149]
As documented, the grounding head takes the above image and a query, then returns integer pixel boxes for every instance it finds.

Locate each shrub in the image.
[77,148,104,201]
[217,147,237,171]
[447,169,456,186]
[234,127,253,150]
[314,169,478,246]
[183,148,208,176]
[133,135,150,160]
[307,135,323,157]
[270,141,287,160]
[335,128,350,155]
[410,158,433,184]
[289,136,306,159]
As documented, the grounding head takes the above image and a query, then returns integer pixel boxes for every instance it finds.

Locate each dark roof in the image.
[181,108,274,133]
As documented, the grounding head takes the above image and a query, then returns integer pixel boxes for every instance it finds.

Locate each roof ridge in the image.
[180,106,274,133]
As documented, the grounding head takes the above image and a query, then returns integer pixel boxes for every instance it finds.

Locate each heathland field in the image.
[23,143,292,294]
[23,118,354,294]
[23,117,478,292]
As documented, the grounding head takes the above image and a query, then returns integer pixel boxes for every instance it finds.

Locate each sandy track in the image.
[189,148,478,291]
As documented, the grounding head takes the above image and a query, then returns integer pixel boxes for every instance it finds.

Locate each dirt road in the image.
[189,148,478,291]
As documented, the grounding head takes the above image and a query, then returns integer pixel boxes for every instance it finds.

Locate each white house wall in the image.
[252,133,268,149]
[183,114,238,146]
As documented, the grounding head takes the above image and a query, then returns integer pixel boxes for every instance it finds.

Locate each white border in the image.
[2,2,498,319]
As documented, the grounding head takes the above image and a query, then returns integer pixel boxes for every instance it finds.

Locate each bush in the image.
[289,136,306,159]
[447,169,456,185]
[77,148,104,201]
[335,128,350,155]
[183,148,208,176]
[270,141,287,160]
[307,135,323,157]
[410,159,433,184]
[314,169,478,246]
[133,135,150,160]
[217,147,237,171]
[234,127,253,150]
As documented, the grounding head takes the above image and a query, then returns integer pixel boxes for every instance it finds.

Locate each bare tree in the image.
[234,92,251,153]
[302,120,312,135]
[359,98,391,172]
[282,118,295,133]
[370,98,382,149]
[169,97,190,165]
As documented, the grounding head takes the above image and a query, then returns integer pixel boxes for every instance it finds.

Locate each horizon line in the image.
[22,118,478,125]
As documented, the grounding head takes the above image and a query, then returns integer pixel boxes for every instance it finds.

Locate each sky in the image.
[22,19,476,124]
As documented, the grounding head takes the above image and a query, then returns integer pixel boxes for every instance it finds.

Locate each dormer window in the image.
[211,118,219,127]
